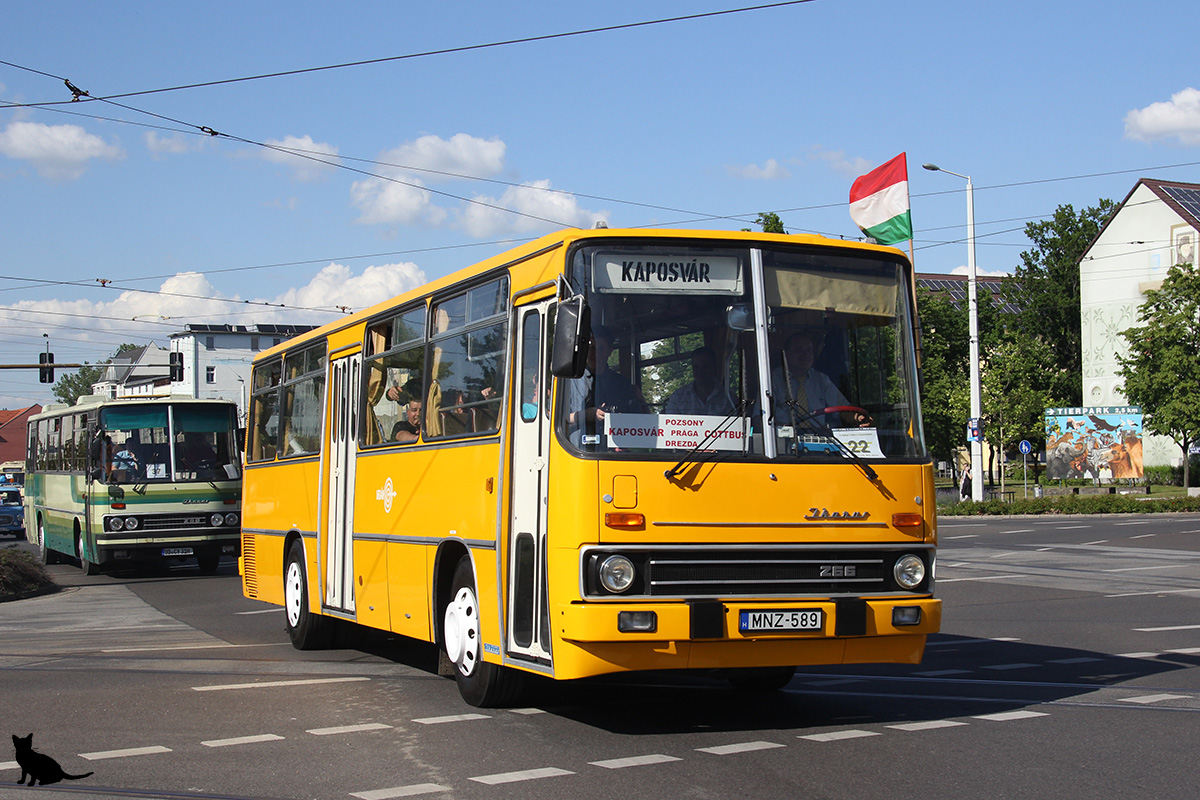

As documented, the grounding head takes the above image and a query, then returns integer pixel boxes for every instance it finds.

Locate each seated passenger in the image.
[771,331,870,428]
[392,400,422,443]
[665,347,733,415]
[567,326,648,433]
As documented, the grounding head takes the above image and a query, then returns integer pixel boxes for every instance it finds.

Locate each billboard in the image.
[1043,406,1143,481]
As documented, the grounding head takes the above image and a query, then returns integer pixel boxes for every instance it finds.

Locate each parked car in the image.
[0,485,25,538]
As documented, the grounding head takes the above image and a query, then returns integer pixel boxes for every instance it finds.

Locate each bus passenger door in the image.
[507,301,552,663]
[322,354,358,615]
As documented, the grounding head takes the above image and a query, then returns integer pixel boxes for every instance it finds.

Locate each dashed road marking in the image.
[590,754,682,769]
[469,767,573,785]
[307,723,393,736]
[1135,624,1200,632]
[202,734,285,747]
[351,784,451,799]
[1116,652,1160,658]
[1117,693,1190,705]
[509,708,547,715]
[938,575,1023,583]
[799,730,880,742]
[697,741,786,755]
[972,711,1049,722]
[193,676,370,692]
[80,746,172,761]
[413,714,490,725]
[887,720,969,731]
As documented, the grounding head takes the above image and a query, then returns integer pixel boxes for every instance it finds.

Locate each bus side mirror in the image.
[550,296,590,378]
[727,303,755,331]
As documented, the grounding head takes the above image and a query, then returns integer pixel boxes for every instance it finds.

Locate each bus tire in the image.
[76,532,101,576]
[284,540,333,650]
[38,520,59,565]
[726,666,796,691]
[443,556,523,708]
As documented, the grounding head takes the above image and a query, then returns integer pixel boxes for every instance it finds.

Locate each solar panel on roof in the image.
[1162,185,1200,223]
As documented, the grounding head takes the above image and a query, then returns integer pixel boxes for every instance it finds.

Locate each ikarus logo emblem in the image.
[376,477,397,513]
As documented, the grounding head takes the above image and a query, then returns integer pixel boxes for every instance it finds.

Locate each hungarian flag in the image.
[849,153,912,245]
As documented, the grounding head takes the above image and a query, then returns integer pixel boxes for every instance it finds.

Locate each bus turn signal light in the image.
[892,513,923,528]
[604,512,645,529]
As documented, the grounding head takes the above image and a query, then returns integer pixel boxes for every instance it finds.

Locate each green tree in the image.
[916,285,969,466]
[1003,199,1115,405]
[51,344,140,406]
[743,212,785,234]
[1116,260,1200,489]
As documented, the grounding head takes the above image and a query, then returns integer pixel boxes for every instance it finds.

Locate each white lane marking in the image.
[938,575,1023,583]
[945,535,978,540]
[0,761,19,771]
[972,711,1049,721]
[799,730,880,742]
[469,767,573,785]
[1167,647,1200,655]
[1104,565,1180,573]
[105,642,286,653]
[413,714,490,725]
[1058,526,1091,530]
[202,734,284,748]
[1116,521,1155,526]
[509,708,546,715]
[697,741,786,755]
[307,723,393,736]
[80,746,172,761]
[887,720,968,731]
[1118,694,1190,705]
[1047,657,1103,664]
[590,754,682,769]
[351,784,451,799]
[1130,534,1158,539]
[1116,652,1159,658]
[1001,529,1034,534]
[939,523,988,528]
[1106,589,1200,598]
[236,608,286,615]
[193,677,369,691]
[1082,540,1108,545]
[983,663,1038,671]
[1135,624,1200,632]
[925,637,1020,647]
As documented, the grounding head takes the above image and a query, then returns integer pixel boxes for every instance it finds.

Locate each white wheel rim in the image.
[444,586,480,676]
[285,561,304,628]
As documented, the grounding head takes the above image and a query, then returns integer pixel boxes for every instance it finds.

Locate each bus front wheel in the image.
[75,533,100,576]
[284,541,334,650]
[443,556,523,708]
[38,521,59,565]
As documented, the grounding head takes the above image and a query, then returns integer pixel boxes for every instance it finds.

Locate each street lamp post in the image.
[924,162,984,502]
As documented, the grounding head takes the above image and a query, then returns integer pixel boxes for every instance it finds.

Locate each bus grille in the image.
[242,532,257,598]
[648,552,886,596]
[140,514,213,530]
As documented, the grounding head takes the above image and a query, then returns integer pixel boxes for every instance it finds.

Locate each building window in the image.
[250,336,260,351]
[206,366,216,384]
[205,336,215,351]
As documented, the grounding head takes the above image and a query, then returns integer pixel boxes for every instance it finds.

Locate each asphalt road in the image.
[3,513,1200,800]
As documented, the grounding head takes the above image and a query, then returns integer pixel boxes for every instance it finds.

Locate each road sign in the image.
[1018,439,1032,455]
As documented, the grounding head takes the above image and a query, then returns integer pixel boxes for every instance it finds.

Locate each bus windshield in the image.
[99,403,241,484]
[560,241,926,462]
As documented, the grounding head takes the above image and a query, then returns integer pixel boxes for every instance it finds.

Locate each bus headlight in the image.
[598,555,636,593]
[124,517,139,531]
[224,512,239,526]
[893,554,926,589]
[210,513,224,527]
[109,517,124,531]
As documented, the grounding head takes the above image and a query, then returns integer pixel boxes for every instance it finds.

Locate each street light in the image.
[923,162,984,502]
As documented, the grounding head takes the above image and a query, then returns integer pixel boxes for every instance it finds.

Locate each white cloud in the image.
[950,264,1011,278]
[1124,87,1200,146]
[261,134,340,181]
[271,261,426,312]
[726,158,790,180]
[460,180,607,238]
[145,131,201,156]
[351,174,447,227]
[379,133,505,178]
[809,146,872,177]
[0,121,123,179]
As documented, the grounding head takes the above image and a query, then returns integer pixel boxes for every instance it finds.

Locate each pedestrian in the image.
[959,467,972,501]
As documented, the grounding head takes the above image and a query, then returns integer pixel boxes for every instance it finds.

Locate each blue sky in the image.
[2,0,1198,409]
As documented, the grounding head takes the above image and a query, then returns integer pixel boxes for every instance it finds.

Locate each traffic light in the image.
[169,351,183,381]
[39,351,54,383]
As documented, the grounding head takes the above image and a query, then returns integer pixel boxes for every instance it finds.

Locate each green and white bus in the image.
[25,395,243,574]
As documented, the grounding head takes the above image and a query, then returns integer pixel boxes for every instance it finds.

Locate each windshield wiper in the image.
[664,399,750,480]
[778,397,879,482]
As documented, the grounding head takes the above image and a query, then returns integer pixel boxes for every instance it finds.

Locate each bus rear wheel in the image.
[443,556,523,708]
[284,541,334,649]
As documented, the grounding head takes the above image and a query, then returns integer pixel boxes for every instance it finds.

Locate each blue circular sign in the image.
[1018,439,1033,455]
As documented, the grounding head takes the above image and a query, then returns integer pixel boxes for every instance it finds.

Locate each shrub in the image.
[0,545,56,600]
[937,493,1200,516]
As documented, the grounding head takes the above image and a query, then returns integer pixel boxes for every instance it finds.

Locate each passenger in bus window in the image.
[665,346,733,415]
[771,331,870,428]
[392,400,422,443]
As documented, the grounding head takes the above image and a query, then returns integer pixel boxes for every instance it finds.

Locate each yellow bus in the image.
[26,396,243,574]
[241,227,940,706]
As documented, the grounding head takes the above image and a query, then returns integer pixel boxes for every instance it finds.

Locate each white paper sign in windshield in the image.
[592,253,743,295]
[605,414,749,451]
